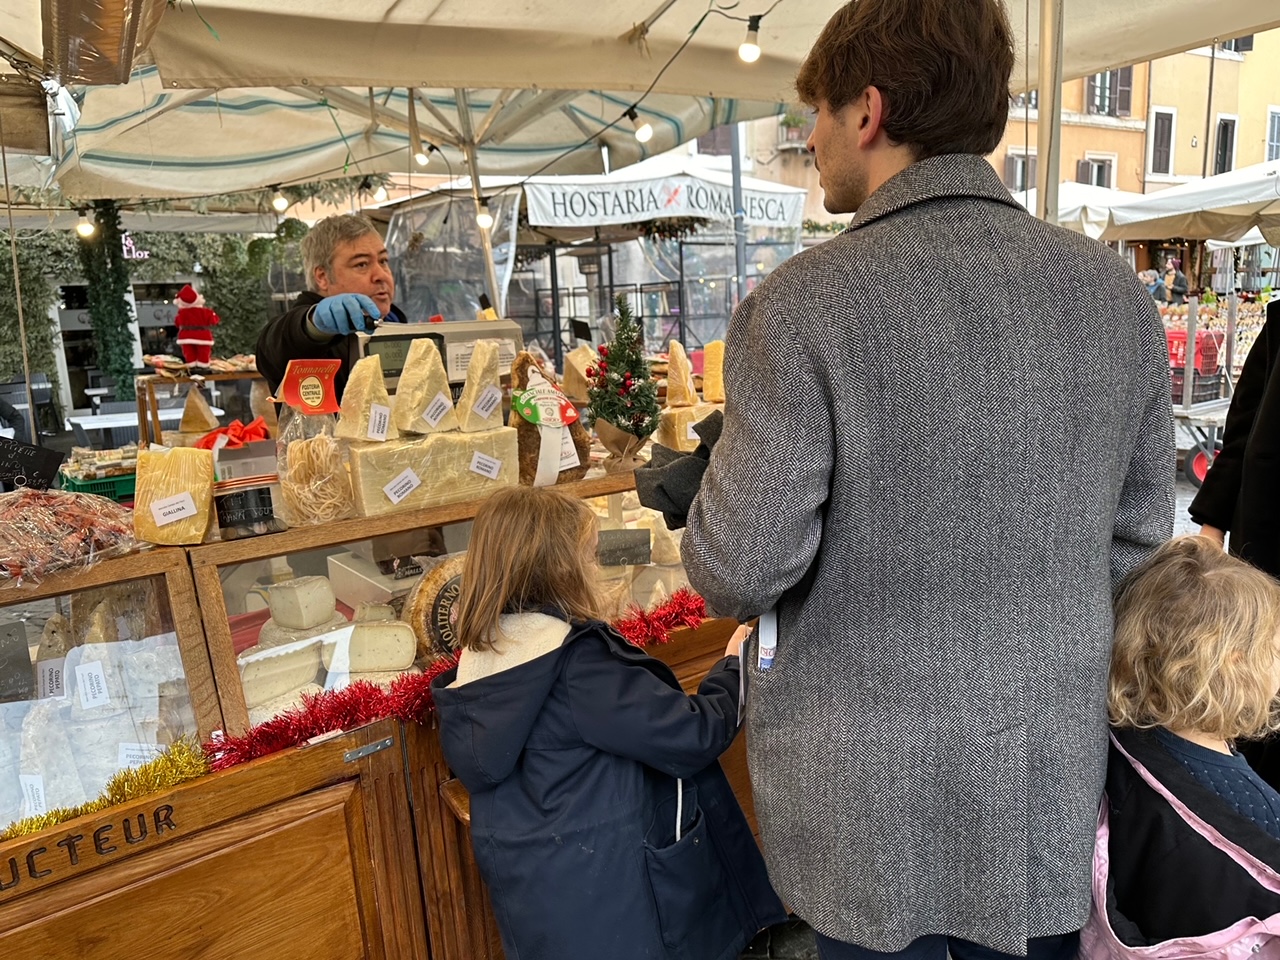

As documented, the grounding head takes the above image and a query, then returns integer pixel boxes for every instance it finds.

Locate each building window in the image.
[1221,35,1253,53]
[1011,90,1038,109]
[1268,110,1280,162]
[695,125,735,157]
[1086,66,1133,118]
[1151,110,1174,174]
[1214,117,1236,175]
[1003,152,1037,191]
[1077,157,1114,188]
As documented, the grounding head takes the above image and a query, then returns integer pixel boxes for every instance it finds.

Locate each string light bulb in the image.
[270,187,289,213]
[627,107,654,144]
[739,15,763,63]
[75,211,95,238]
[373,185,389,202]
[476,199,494,230]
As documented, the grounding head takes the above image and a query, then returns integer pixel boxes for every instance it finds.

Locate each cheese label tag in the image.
[76,660,113,709]
[277,358,342,414]
[558,426,580,470]
[150,491,197,528]
[422,392,453,429]
[384,468,422,505]
[118,742,166,769]
[367,404,391,441]
[514,370,580,428]
[37,658,65,699]
[686,422,699,441]
[470,452,503,480]
[19,774,46,816]
[473,386,503,420]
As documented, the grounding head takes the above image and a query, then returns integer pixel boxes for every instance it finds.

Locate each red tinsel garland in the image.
[203,590,705,771]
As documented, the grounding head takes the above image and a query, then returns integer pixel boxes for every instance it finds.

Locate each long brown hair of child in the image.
[454,485,605,652]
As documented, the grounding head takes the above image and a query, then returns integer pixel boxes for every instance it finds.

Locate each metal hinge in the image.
[344,737,395,763]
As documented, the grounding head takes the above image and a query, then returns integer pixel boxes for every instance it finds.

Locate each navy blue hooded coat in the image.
[431,618,786,960]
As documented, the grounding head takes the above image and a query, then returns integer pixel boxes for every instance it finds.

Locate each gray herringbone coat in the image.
[681,154,1175,954]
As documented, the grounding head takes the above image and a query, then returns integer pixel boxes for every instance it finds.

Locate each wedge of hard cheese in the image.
[702,340,725,403]
[561,343,597,403]
[455,339,504,433]
[655,403,720,453]
[665,340,698,407]
[321,620,416,672]
[392,339,459,434]
[134,446,214,545]
[336,354,400,442]
[238,639,323,709]
[180,385,221,434]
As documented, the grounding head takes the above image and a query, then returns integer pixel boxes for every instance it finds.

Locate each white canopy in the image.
[1011,182,1143,240]
[1102,162,1280,245]
[1207,227,1269,251]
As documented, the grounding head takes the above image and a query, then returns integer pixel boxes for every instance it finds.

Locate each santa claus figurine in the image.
[174,284,221,367]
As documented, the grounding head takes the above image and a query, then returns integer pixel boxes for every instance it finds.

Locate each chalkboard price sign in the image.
[0,437,66,492]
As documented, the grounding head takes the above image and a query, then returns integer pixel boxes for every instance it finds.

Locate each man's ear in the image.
[859,86,886,149]
[313,266,330,295]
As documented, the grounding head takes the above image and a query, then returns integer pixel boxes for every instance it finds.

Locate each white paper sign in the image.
[473,386,503,420]
[118,742,166,769]
[75,660,113,709]
[559,426,580,471]
[367,404,391,441]
[37,658,65,699]
[19,774,46,816]
[422,392,453,429]
[469,452,503,480]
[150,491,197,528]
[686,422,699,440]
[383,468,422,505]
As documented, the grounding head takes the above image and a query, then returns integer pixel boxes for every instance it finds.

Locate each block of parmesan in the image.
[638,512,682,565]
[268,576,336,629]
[455,339,504,433]
[335,354,400,442]
[258,613,349,649]
[392,339,459,434]
[134,446,214,545]
[349,428,518,518]
[665,340,698,407]
[655,403,720,453]
[321,620,416,672]
[562,344,597,403]
[702,340,725,403]
[238,639,324,709]
[181,385,221,434]
[248,683,322,727]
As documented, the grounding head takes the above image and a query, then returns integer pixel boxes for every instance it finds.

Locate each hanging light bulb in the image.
[373,184,389,202]
[627,107,653,144]
[738,15,763,63]
[476,199,494,230]
[270,187,289,213]
[75,211,95,238]
[408,88,431,166]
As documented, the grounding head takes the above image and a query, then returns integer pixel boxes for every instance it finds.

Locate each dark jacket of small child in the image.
[431,615,787,960]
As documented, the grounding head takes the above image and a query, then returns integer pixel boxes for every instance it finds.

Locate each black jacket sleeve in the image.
[1190,301,1280,530]
[255,292,343,393]
[565,641,741,779]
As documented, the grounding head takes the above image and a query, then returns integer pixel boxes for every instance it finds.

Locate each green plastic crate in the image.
[58,472,136,503]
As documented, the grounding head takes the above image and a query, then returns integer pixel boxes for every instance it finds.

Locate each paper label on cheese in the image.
[150,491,197,528]
[118,742,166,769]
[367,404,391,441]
[384,467,423,504]
[76,660,113,709]
[559,426,581,470]
[37,658,65,699]
[686,422,699,440]
[470,451,503,480]
[422,392,453,428]
[473,386,503,420]
[19,774,46,816]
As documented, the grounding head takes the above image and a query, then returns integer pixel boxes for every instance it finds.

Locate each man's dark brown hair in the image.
[796,0,1014,158]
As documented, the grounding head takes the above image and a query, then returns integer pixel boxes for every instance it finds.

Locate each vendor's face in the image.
[315,233,395,317]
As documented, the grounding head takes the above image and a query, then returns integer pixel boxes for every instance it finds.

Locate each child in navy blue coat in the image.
[431,485,786,960]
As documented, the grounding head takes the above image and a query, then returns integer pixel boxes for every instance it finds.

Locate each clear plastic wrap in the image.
[133,446,215,545]
[275,408,355,526]
[0,489,139,585]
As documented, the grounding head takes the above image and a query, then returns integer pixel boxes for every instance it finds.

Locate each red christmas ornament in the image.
[598,345,609,356]
[586,366,596,378]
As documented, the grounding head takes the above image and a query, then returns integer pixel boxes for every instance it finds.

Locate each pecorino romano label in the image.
[0,801,180,900]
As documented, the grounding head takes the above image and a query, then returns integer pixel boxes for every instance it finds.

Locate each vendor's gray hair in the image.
[302,214,380,292]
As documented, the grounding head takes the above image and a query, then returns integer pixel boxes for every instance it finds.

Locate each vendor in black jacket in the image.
[256,214,408,400]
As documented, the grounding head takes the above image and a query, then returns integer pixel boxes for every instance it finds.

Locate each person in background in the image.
[679,0,1175,957]
[1165,257,1189,305]
[256,214,407,400]
[0,396,29,445]
[430,485,785,960]
[1142,269,1166,303]
[1083,536,1280,952]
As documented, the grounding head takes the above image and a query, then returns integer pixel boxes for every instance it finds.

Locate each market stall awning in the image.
[1012,181,1143,240]
[1102,162,1280,245]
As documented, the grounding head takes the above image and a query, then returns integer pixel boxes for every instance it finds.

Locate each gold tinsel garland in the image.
[0,738,210,841]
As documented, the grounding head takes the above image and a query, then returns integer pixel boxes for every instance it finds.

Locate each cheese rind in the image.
[655,403,720,453]
[268,576,336,629]
[402,553,466,662]
[134,446,215,545]
[665,340,698,407]
[238,640,324,708]
[702,340,725,403]
[392,339,459,434]
[335,355,401,441]
[248,683,322,726]
[321,620,417,672]
[455,339,504,432]
[349,428,518,517]
[258,612,349,648]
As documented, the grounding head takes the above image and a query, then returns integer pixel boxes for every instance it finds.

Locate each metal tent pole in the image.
[731,123,747,304]
[1035,0,1064,222]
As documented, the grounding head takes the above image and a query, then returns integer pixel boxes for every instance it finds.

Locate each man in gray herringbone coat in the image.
[681,2,1175,959]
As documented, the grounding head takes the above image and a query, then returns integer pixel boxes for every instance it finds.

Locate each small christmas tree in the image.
[586,295,661,439]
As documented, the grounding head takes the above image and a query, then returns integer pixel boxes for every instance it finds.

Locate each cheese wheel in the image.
[134,446,214,545]
[402,553,465,662]
[702,340,725,403]
[258,612,349,648]
[335,354,400,442]
[268,576,337,630]
[321,620,416,672]
[455,339,504,433]
[665,340,698,407]
[238,640,324,708]
[248,683,323,727]
[392,339,459,434]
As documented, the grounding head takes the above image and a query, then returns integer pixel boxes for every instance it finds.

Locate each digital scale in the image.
[359,318,524,391]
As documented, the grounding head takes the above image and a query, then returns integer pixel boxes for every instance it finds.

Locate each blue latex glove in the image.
[310,293,381,336]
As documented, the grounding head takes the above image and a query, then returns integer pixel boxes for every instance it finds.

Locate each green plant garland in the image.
[77,200,137,400]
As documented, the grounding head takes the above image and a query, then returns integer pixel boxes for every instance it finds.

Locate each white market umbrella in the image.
[1012,181,1142,240]
[1103,162,1280,244]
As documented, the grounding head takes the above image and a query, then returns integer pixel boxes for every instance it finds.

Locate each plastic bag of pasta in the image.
[274,359,355,527]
